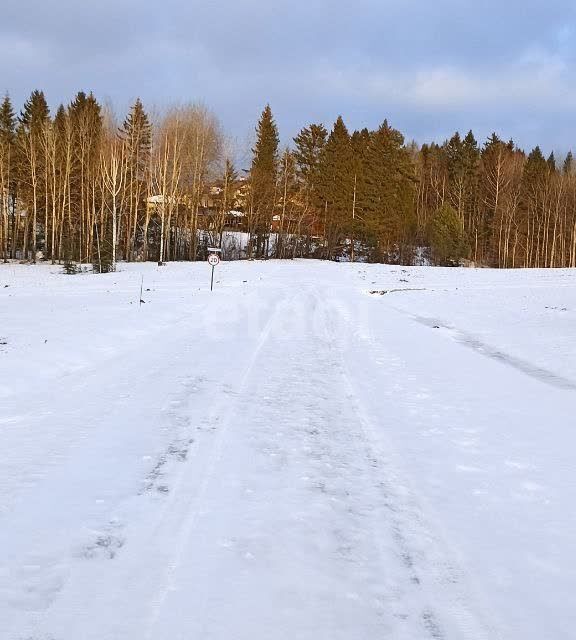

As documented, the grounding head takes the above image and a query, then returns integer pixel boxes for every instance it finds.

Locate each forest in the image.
[1,90,575,270]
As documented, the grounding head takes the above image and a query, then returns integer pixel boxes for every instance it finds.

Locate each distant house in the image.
[225,210,246,227]
[146,194,179,209]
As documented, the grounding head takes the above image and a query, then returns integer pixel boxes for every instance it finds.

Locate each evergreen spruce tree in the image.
[445,132,465,218]
[0,94,16,144]
[68,91,102,263]
[292,123,328,256]
[52,105,70,264]
[316,116,354,259]
[358,120,416,262]
[216,158,238,246]
[523,146,548,182]
[293,123,328,192]
[119,98,152,260]
[418,141,445,237]
[479,133,513,264]
[19,90,50,134]
[220,158,239,209]
[0,94,17,261]
[444,130,480,244]
[428,202,468,265]
[349,128,370,260]
[249,105,279,258]
[563,151,573,175]
[275,147,298,258]
[461,130,480,224]
[223,158,238,183]
[18,90,50,262]
[445,132,463,172]
[520,146,549,266]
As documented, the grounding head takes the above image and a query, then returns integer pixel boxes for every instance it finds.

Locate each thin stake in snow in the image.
[139,275,145,306]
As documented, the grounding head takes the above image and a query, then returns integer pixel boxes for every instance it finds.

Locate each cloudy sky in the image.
[2,0,576,155]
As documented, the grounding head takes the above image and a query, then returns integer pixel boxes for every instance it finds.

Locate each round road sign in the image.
[208,254,220,266]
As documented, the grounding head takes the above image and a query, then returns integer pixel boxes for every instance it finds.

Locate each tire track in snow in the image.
[389,304,576,392]
[143,290,294,640]
[323,286,500,640]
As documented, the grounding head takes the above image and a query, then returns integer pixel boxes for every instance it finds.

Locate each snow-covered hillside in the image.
[1,260,574,640]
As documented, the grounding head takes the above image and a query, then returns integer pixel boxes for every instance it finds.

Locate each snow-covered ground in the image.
[1,260,574,640]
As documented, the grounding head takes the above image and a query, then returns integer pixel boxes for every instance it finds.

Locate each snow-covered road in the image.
[1,261,574,639]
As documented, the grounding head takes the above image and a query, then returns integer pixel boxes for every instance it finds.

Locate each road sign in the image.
[208,253,220,291]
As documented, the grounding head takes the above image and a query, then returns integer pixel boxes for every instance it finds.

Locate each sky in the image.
[2,0,576,158]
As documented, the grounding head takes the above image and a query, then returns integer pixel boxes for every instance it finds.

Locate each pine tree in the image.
[68,91,102,263]
[220,158,238,211]
[349,128,370,260]
[445,132,464,219]
[417,138,452,243]
[461,130,480,228]
[119,98,152,260]
[292,123,328,255]
[19,90,49,134]
[275,148,297,258]
[563,151,573,175]
[0,95,16,261]
[444,131,480,242]
[18,90,50,262]
[428,202,468,265]
[479,133,517,265]
[249,105,279,258]
[52,104,70,263]
[523,147,547,183]
[0,95,16,144]
[521,146,550,267]
[358,120,416,262]
[215,158,238,246]
[316,116,354,259]
[293,123,328,191]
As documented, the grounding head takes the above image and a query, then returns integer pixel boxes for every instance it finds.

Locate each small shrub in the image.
[63,259,79,275]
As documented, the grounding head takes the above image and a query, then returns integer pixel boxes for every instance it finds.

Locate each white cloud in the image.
[310,47,576,112]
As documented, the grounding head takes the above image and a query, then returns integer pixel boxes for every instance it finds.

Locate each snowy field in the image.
[0,259,575,640]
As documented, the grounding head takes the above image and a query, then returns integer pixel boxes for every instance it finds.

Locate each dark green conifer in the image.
[17,90,50,262]
[19,90,49,134]
[67,91,102,263]
[358,120,416,262]
[428,202,468,265]
[0,94,16,144]
[293,123,328,190]
[119,98,152,260]
[0,94,17,261]
[316,116,354,259]
[249,104,279,258]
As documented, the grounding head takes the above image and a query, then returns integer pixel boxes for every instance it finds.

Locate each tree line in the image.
[0,91,221,270]
[1,91,575,269]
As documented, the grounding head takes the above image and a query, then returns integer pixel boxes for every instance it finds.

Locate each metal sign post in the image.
[207,248,221,291]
